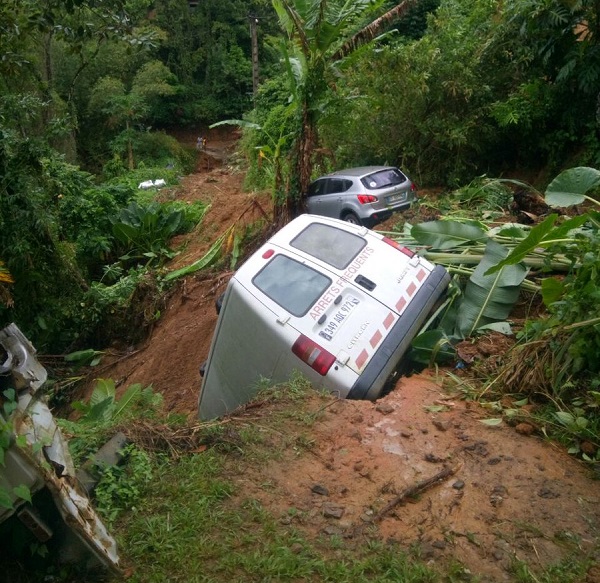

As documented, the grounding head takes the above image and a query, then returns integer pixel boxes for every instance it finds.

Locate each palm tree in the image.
[272,0,419,222]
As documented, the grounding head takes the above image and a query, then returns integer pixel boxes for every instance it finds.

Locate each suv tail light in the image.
[292,335,336,375]
[357,194,378,204]
[383,236,415,257]
[410,182,417,192]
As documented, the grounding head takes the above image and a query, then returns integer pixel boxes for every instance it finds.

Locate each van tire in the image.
[342,211,361,225]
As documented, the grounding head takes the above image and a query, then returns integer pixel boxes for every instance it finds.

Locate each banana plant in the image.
[408,166,600,366]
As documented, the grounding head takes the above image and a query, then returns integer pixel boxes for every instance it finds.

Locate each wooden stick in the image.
[353,464,460,536]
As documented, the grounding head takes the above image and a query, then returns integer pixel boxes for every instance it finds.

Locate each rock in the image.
[452,480,465,490]
[376,402,395,415]
[322,503,345,519]
[537,486,560,499]
[515,423,535,436]
[432,540,446,550]
[432,419,450,432]
[424,452,445,463]
[311,484,329,496]
[348,429,362,441]
[581,441,597,456]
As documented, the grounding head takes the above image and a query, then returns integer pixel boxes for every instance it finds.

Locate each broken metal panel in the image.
[0,323,121,574]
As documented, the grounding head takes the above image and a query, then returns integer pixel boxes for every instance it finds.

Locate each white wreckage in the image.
[0,323,120,574]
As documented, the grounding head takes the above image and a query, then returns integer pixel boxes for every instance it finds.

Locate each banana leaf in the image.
[545,166,600,208]
[486,214,588,275]
[411,220,488,250]
[163,228,230,281]
[455,239,528,339]
[410,329,455,366]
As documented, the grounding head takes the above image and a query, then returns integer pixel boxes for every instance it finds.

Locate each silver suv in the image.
[305,166,416,227]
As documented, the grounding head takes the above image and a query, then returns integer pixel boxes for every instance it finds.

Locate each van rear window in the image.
[290,223,366,269]
[253,254,331,317]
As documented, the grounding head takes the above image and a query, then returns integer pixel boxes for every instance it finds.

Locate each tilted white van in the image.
[199,215,450,420]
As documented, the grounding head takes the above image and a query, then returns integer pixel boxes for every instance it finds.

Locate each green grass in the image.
[100,379,596,583]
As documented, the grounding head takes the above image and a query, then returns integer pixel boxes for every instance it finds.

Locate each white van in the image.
[199,215,449,420]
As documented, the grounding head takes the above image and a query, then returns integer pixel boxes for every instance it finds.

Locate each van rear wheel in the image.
[342,212,361,225]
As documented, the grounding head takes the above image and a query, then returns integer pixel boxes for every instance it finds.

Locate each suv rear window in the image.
[290,222,366,269]
[253,254,331,317]
[361,168,406,190]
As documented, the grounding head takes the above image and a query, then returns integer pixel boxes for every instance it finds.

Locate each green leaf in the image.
[113,383,142,418]
[91,378,115,407]
[0,489,14,510]
[480,418,503,426]
[541,277,565,307]
[555,411,575,426]
[477,322,513,335]
[13,484,31,503]
[410,330,455,365]
[163,228,230,281]
[411,220,488,250]
[424,404,449,413]
[545,167,600,207]
[456,240,527,338]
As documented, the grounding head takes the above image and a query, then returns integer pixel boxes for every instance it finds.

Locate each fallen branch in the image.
[353,464,460,536]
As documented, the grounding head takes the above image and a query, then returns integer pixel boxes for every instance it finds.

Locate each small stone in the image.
[581,441,597,455]
[311,484,329,496]
[431,540,446,550]
[376,402,395,415]
[322,503,345,519]
[290,543,303,554]
[400,431,412,438]
[424,452,445,463]
[487,457,502,465]
[537,486,560,499]
[432,419,449,432]
[515,423,535,436]
[452,480,465,490]
[348,429,362,441]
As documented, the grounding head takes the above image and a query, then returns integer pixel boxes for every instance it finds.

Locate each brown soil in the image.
[98,129,600,581]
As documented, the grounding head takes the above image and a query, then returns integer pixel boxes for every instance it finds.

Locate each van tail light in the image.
[292,335,336,376]
[357,194,378,204]
[410,182,417,192]
[383,236,415,257]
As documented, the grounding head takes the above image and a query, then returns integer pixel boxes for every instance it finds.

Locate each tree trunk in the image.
[127,121,134,170]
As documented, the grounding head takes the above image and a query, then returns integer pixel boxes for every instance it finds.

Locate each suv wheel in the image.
[342,211,361,225]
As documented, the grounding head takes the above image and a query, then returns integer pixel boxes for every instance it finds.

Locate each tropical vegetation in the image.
[1,0,600,577]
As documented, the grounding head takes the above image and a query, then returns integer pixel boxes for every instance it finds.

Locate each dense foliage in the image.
[1,0,599,378]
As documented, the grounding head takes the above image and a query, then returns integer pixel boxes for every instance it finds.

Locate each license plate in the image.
[386,192,406,204]
[318,295,360,341]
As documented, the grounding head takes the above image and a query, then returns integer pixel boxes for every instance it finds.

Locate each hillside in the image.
[99,130,600,582]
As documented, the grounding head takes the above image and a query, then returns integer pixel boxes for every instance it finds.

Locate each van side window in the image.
[253,254,331,317]
[290,223,366,269]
